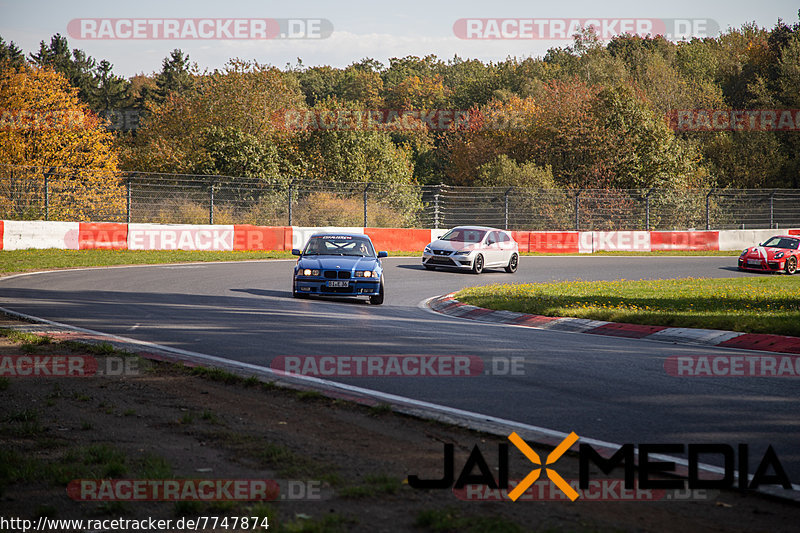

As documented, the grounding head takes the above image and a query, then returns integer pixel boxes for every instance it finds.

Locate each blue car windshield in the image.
[303,236,376,257]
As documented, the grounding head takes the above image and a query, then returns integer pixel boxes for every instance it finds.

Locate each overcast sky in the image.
[1,0,798,77]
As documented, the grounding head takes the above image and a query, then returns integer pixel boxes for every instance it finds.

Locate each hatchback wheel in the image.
[472,254,484,274]
[505,253,518,273]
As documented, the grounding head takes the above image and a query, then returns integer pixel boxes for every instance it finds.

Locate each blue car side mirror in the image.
[292,249,302,256]
[378,251,388,258]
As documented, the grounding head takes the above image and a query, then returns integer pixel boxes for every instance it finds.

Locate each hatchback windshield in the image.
[303,235,375,257]
[762,237,799,250]
[439,229,486,243]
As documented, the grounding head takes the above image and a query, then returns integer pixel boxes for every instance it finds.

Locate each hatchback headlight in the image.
[740,249,749,256]
[453,250,471,255]
[424,246,432,254]
[775,252,785,259]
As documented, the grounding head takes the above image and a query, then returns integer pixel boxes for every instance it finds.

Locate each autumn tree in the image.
[0,65,122,220]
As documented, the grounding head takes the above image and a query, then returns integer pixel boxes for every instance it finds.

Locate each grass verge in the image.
[0,249,296,274]
[455,276,800,336]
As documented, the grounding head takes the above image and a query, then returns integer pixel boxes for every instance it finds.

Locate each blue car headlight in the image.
[298,268,320,276]
[355,270,379,278]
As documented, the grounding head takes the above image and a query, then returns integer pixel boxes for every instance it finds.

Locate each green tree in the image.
[29,34,98,106]
[0,37,25,69]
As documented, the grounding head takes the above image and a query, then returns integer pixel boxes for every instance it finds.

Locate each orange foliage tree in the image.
[0,65,122,220]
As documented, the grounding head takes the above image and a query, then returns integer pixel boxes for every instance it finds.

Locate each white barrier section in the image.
[578,232,593,253]
[718,229,786,251]
[430,228,448,242]
[2,220,80,250]
[127,224,234,251]
[291,227,364,250]
[591,231,651,252]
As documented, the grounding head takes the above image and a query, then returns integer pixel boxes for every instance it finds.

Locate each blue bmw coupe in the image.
[292,233,387,304]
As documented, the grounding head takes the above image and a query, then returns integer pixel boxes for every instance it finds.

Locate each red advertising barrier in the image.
[789,230,800,235]
[650,231,719,251]
[364,228,431,251]
[528,232,580,253]
[511,231,529,253]
[233,225,290,251]
[78,222,128,250]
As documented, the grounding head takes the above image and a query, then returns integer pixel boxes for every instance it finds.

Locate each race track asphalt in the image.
[1,255,798,482]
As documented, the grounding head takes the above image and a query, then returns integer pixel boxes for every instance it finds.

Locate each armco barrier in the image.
[79,222,128,250]
[127,224,234,251]
[717,229,785,252]
[365,228,431,252]
[651,231,719,251]
[2,221,800,253]
[527,232,581,253]
[233,225,291,251]
[590,231,651,252]
[2,220,79,250]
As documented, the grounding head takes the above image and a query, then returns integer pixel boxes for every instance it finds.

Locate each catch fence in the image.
[1,166,798,231]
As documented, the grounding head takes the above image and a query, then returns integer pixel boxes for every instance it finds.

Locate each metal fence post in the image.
[574,189,582,231]
[209,183,215,225]
[645,188,654,231]
[288,180,295,226]
[770,190,775,229]
[363,183,371,227]
[44,172,50,221]
[126,178,132,224]
[504,187,513,230]
[433,185,441,229]
[705,189,715,230]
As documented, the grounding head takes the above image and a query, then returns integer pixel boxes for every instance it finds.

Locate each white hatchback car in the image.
[422,226,519,274]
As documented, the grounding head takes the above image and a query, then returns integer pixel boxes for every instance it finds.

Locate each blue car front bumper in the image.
[294,277,381,297]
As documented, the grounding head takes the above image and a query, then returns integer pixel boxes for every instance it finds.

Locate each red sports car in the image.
[738,235,799,274]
